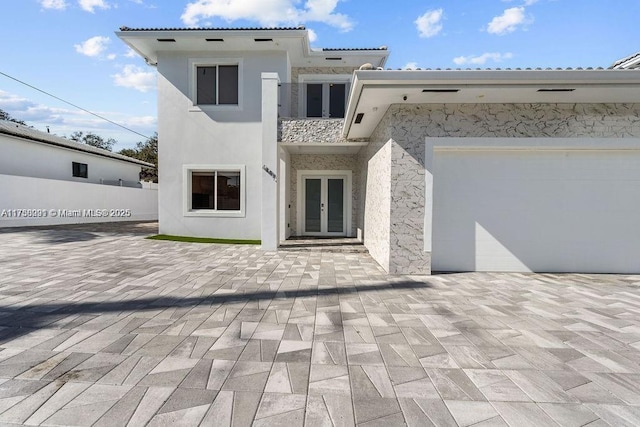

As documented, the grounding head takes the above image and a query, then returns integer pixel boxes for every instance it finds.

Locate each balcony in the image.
[278,82,348,144]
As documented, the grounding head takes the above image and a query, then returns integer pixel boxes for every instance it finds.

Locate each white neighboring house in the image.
[0,120,158,227]
[118,26,640,274]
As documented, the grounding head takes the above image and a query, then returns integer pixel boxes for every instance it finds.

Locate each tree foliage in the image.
[118,132,158,182]
[69,131,116,152]
[0,108,27,125]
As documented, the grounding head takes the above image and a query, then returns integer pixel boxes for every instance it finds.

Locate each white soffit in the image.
[344,69,640,140]
[116,29,388,68]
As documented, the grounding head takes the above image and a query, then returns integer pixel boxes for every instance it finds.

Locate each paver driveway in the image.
[0,222,639,426]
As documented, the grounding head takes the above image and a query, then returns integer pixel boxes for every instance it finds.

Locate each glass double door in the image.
[303,176,346,236]
[306,83,346,118]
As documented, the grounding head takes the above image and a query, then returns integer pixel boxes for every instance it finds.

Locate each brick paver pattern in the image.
[0,222,639,426]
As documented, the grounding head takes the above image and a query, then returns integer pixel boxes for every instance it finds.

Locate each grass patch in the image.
[146,234,261,245]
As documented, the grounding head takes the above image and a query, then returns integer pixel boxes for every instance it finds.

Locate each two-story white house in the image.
[118,27,640,275]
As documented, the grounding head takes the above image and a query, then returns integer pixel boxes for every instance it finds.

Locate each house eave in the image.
[343,69,640,140]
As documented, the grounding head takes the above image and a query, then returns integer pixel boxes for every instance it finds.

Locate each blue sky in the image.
[1,0,638,151]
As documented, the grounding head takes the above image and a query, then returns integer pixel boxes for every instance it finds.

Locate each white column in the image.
[261,72,280,251]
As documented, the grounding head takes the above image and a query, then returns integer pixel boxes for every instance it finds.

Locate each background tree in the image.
[119,132,158,182]
[69,131,116,152]
[0,108,27,125]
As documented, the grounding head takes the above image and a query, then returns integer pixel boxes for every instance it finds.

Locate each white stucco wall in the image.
[0,173,157,227]
[156,51,289,239]
[0,134,142,185]
[362,102,640,274]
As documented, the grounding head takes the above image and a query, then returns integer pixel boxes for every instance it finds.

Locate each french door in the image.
[305,83,346,118]
[302,176,347,236]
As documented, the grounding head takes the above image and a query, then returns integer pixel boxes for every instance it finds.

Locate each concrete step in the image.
[278,238,368,253]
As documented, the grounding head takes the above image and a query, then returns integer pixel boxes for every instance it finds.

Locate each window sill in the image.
[184,210,245,218]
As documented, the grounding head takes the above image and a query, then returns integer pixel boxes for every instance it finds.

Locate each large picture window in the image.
[192,60,240,107]
[184,165,245,217]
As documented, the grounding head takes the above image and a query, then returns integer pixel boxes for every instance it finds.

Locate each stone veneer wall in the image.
[289,154,360,237]
[280,118,350,144]
[363,103,640,274]
[357,132,391,270]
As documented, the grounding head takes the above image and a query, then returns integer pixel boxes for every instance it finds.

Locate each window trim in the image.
[183,164,246,217]
[72,161,88,179]
[189,58,243,112]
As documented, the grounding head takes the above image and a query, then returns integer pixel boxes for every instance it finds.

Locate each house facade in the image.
[118,27,640,274]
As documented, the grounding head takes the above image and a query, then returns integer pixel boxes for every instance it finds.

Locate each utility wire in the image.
[0,70,152,140]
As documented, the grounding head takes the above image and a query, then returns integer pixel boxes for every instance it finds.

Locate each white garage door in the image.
[431,139,640,273]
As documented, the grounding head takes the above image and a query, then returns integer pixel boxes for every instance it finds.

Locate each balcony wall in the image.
[279,118,349,144]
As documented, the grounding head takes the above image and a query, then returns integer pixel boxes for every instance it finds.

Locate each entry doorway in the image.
[298,171,352,237]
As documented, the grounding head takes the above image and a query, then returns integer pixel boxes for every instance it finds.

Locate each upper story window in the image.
[72,162,88,178]
[197,65,238,105]
[190,59,243,110]
[299,74,351,119]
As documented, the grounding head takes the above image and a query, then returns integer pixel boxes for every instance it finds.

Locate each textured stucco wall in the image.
[363,103,640,274]
[289,154,360,236]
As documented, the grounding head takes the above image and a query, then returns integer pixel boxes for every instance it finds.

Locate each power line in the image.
[0,70,152,140]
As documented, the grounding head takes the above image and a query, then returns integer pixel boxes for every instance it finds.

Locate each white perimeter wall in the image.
[0,174,157,227]
[0,134,142,184]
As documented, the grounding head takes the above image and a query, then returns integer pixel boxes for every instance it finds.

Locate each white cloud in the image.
[308,28,318,43]
[125,47,138,58]
[181,0,353,31]
[112,65,157,93]
[78,0,110,13]
[0,90,157,149]
[74,36,111,57]
[453,52,514,65]
[40,0,67,10]
[415,9,444,38]
[404,62,419,70]
[487,7,527,35]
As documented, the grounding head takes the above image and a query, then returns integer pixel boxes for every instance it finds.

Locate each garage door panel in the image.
[432,146,640,273]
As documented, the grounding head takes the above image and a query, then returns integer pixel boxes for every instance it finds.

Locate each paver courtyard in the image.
[0,222,639,426]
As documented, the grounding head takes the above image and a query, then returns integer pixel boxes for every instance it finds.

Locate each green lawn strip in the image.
[146,234,261,245]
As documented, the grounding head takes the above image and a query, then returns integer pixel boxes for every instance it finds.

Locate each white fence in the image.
[0,173,158,227]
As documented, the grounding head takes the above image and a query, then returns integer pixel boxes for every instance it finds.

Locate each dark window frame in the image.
[190,169,242,212]
[72,162,88,178]
[195,64,239,106]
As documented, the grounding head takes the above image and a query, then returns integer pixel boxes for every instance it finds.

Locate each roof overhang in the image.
[344,69,640,140]
[116,28,389,68]
[0,122,155,168]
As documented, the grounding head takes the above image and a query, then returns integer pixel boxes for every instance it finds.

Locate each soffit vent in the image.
[537,88,575,92]
[422,89,460,93]
[157,38,176,42]
[206,38,224,42]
